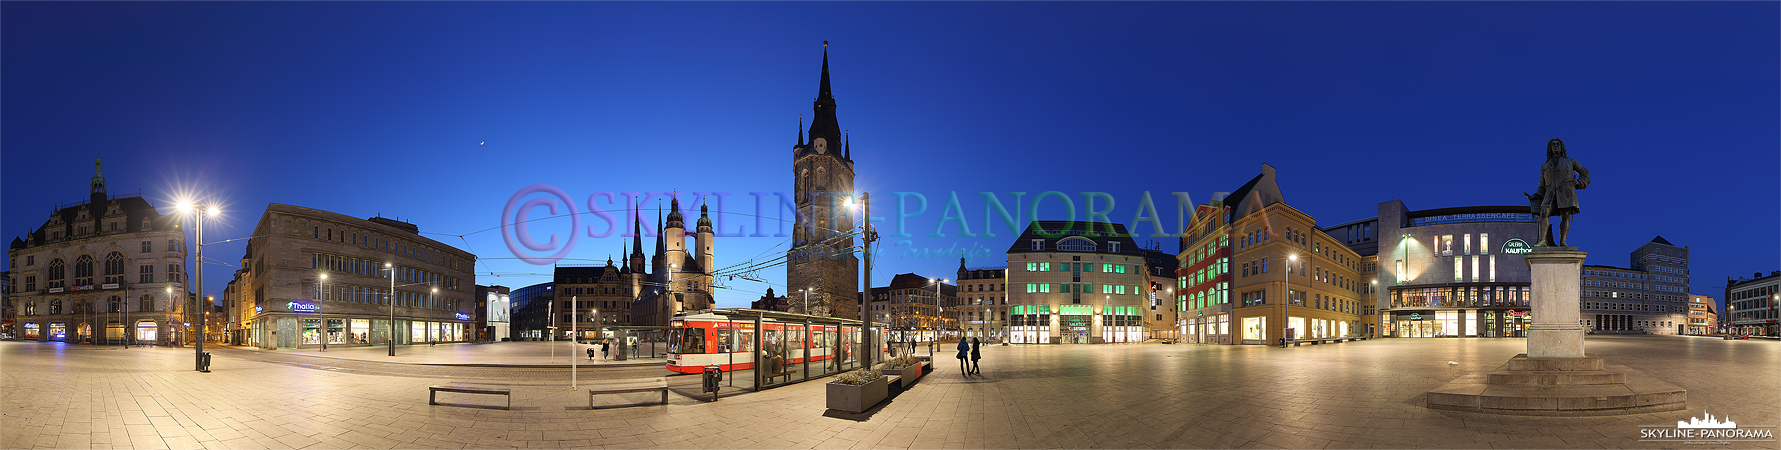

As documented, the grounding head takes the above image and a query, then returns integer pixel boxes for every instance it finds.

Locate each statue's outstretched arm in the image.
[1573,160,1591,189]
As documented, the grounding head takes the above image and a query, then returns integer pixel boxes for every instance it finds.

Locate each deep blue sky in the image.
[4,2,1776,311]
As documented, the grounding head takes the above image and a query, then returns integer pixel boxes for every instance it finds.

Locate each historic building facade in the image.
[1687,294,1719,335]
[1724,270,1779,336]
[1177,165,1367,345]
[232,203,476,349]
[955,260,1007,342]
[786,42,861,320]
[1006,221,1155,344]
[629,199,717,327]
[8,160,189,345]
[1578,237,1691,335]
[868,273,957,343]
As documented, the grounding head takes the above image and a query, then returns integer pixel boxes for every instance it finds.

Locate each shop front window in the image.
[136,321,157,342]
[327,319,346,344]
[49,322,67,340]
[24,323,39,338]
[302,319,322,345]
[1241,316,1266,342]
[351,319,370,344]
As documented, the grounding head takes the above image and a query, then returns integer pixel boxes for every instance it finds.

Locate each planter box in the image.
[826,376,888,413]
[878,361,925,384]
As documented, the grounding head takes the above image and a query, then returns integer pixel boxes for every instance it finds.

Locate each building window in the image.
[1454,259,1463,282]
[140,295,154,312]
[1489,256,1496,282]
[1471,256,1479,282]
[1261,258,1268,273]
[139,265,154,283]
[1463,234,1471,255]
[1031,239,1044,251]
[1480,233,1490,255]
[141,241,152,253]
[1110,242,1120,253]
[1441,235,1453,256]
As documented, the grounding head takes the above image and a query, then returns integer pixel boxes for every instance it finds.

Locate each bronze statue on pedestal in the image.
[1524,138,1591,247]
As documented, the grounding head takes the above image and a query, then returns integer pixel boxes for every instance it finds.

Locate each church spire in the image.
[90,156,106,195]
[807,41,841,150]
[818,41,833,101]
[844,130,851,160]
[797,115,805,146]
[621,241,630,271]
[631,203,645,259]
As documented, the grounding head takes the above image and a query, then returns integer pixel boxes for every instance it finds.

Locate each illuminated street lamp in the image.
[176,201,219,372]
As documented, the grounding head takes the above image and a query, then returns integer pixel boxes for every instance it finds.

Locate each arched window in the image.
[138,295,152,312]
[74,255,94,285]
[109,298,121,313]
[49,300,62,315]
[814,166,828,193]
[25,301,34,315]
[105,251,125,284]
[1057,237,1097,252]
[48,259,65,284]
[105,252,124,275]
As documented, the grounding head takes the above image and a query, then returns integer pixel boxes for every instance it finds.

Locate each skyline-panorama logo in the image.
[1640,411,1775,444]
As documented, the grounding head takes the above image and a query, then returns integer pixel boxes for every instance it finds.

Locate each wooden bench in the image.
[587,378,668,408]
[884,375,904,389]
[429,385,511,410]
[762,371,794,384]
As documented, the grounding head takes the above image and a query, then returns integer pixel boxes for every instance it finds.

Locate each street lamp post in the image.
[850,193,877,369]
[386,262,395,356]
[930,278,948,344]
[177,202,218,372]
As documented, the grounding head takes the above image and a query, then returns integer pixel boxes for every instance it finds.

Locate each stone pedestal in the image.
[1524,248,1586,357]
[1424,247,1686,415]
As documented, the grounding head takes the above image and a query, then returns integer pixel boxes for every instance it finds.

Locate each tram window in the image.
[788,327,805,350]
[683,328,705,354]
[738,330,754,353]
[667,329,681,354]
[718,329,734,353]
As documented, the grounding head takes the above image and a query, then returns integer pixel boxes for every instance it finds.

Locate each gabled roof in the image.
[1650,235,1673,246]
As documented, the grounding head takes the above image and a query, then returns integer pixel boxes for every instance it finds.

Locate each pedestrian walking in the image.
[601,340,611,360]
[956,338,970,375]
[969,337,982,375]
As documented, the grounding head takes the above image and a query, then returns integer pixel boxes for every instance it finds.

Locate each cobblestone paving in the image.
[2,335,1774,449]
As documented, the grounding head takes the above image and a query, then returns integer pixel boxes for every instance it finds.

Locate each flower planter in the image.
[826,376,888,413]
[878,361,925,384]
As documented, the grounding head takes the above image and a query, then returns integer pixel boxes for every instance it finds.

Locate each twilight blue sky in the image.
[4,2,1776,310]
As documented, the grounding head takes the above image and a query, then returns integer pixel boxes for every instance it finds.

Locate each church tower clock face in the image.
[814,137,828,154]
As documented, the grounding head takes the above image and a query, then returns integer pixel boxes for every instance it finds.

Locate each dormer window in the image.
[1031,239,1044,251]
[1109,242,1121,253]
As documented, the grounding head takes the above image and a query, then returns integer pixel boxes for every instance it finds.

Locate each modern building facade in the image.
[509,282,553,340]
[474,285,510,342]
[1578,236,1691,335]
[1725,270,1780,336]
[868,273,957,342]
[1687,294,1719,335]
[1007,221,1153,344]
[785,43,861,320]
[955,259,1007,342]
[1376,200,1540,339]
[1177,165,1367,345]
[8,160,189,345]
[236,203,476,349]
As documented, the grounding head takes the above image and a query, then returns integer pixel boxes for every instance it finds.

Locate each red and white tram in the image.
[665,309,888,375]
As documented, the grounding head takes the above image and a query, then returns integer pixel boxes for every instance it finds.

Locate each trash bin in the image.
[200,352,212,372]
[701,366,722,401]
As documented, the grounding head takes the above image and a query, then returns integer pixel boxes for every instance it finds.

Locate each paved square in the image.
[2,336,1774,449]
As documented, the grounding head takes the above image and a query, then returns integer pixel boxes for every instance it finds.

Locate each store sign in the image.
[47,287,63,293]
[102,283,120,290]
[1410,313,1422,320]
[455,313,470,321]
[1509,311,1530,317]
[255,306,263,314]
[287,301,318,313]
[1502,238,1533,255]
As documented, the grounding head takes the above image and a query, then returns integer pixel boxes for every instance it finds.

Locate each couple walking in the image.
[956,338,983,375]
